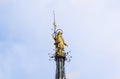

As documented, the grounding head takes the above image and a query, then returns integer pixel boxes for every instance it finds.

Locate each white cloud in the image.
[67,72,80,79]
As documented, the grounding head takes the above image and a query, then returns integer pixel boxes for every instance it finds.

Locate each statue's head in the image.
[56,29,63,35]
[58,31,62,35]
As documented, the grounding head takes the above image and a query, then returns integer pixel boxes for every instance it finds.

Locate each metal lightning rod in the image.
[53,11,57,34]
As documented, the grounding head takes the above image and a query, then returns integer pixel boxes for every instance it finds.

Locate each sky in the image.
[0,0,120,79]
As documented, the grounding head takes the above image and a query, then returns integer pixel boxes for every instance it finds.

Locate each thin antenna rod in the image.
[53,11,57,34]
[53,11,55,24]
[53,11,57,27]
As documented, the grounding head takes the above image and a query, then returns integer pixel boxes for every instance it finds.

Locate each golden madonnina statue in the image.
[53,31,67,56]
[52,11,67,57]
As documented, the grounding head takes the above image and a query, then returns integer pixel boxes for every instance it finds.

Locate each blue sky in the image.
[0,0,120,79]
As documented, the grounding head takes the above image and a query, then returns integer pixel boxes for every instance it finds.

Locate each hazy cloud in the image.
[67,72,80,79]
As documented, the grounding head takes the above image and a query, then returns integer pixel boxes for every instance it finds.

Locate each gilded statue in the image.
[52,11,67,57]
[53,31,67,57]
